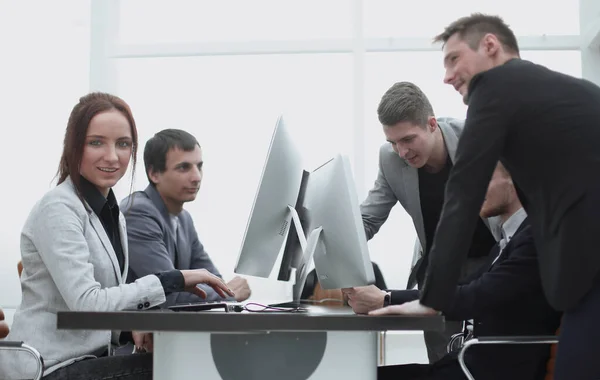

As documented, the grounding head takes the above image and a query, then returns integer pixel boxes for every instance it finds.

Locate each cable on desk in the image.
[243,303,307,313]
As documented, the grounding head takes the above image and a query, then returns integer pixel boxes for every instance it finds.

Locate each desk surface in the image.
[57,305,444,333]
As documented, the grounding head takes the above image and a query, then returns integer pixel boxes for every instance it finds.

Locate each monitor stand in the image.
[270,206,325,308]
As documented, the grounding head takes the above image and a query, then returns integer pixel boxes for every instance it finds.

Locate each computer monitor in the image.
[233,116,304,278]
[273,153,376,308]
[277,169,311,281]
[302,154,375,290]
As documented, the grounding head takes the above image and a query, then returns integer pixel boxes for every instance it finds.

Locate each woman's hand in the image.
[180,269,235,299]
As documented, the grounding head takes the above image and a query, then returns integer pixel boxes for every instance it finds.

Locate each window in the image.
[113,53,352,281]
[364,0,580,38]
[117,0,352,44]
[0,0,90,307]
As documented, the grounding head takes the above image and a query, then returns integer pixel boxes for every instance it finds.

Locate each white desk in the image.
[57,305,444,380]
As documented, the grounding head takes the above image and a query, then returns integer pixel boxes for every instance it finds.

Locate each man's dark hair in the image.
[377,82,435,127]
[433,13,520,55]
[144,129,200,185]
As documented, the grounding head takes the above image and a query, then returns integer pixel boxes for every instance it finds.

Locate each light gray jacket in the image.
[360,117,501,289]
[0,177,165,379]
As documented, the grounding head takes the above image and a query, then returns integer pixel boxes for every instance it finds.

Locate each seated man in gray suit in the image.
[121,129,251,306]
[352,82,500,362]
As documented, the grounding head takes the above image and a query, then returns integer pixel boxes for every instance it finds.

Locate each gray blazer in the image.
[360,117,501,289]
[121,185,231,306]
[0,177,166,379]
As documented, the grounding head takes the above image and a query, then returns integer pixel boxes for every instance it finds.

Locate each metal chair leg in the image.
[377,331,386,366]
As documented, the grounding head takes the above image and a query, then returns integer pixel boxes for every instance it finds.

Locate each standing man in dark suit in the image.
[121,129,251,306]
[373,163,562,380]
[380,14,600,379]
[359,82,500,362]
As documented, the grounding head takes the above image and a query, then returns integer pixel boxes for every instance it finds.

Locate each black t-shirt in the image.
[417,158,496,283]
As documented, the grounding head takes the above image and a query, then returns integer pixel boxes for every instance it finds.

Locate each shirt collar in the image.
[501,207,527,243]
[79,175,118,215]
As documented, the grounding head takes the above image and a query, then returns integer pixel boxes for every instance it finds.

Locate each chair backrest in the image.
[0,308,8,339]
[544,328,560,380]
[309,282,345,306]
[1,260,24,339]
[302,261,387,303]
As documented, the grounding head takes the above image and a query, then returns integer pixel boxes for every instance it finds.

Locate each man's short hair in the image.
[377,82,435,127]
[144,129,200,185]
[433,13,519,55]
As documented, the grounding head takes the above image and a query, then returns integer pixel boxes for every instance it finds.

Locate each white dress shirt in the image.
[492,207,527,265]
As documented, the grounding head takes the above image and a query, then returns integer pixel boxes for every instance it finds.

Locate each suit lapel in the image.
[119,213,128,283]
[144,185,182,268]
[175,216,192,269]
[88,212,122,282]
[439,122,459,164]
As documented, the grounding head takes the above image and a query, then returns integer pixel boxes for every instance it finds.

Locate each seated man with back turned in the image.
[352,163,562,380]
[122,129,251,306]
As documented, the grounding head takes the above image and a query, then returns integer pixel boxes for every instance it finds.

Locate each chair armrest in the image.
[0,341,44,380]
[457,337,559,380]
[0,341,26,348]
[475,336,559,344]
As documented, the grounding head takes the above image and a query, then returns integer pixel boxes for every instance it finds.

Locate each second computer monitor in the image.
[302,154,375,290]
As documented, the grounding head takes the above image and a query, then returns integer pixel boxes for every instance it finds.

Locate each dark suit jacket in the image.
[392,219,562,380]
[121,185,233,306]
[420,58,600,312]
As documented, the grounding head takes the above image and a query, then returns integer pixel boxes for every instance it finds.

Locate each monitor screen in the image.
[234,116,304,278]
[303,154,375,289]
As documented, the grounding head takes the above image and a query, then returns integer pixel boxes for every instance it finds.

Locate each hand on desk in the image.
[227,276,251,302]
[369,300,439,316]
[132,331,153,353]
[181,269,236,299]
[342,285,384,314]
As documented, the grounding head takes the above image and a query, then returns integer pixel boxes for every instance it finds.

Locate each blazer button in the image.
[144,302,150,308]
[137,304,143,310]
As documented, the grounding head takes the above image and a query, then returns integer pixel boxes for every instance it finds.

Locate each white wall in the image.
[0,0,90,310]
[580,0,600,86]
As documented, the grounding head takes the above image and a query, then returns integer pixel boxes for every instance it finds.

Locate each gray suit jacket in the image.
[0,177,165,379]
[121,185,231,306]
[360,117,501,289]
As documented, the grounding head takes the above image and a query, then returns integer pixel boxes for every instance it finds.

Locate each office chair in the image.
[447,320,474,353]
[449,314,561,380]
[0,261,44,380]
[457,335,559,380]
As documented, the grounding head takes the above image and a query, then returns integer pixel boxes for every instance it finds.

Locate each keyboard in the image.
[168,302,244,313]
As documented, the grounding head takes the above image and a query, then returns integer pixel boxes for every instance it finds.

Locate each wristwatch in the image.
[383,291,392,307]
